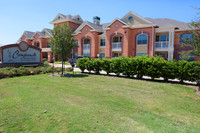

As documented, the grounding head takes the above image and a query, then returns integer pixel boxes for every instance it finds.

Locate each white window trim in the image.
[136,33,148,45]
[99,38,106,48]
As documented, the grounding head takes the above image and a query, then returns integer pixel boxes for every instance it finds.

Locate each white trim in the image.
[107,18,128,27]
[99,38,106,47]
[136,33,148,45]
[121,11,153,24]
[152,25,154,56]
[75,21,97,33]
[43,28,52,37]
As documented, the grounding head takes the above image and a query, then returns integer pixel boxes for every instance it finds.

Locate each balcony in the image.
[155,41,169,48]
[83,44,90,52]
[112,42,122,51]
[42,48,51,52]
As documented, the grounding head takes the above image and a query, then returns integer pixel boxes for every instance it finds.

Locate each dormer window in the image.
[128,16,133,22]
[58,16,61,19]
[77,18,80,21]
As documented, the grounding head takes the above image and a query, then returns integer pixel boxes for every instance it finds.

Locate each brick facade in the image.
[18,12,199,63]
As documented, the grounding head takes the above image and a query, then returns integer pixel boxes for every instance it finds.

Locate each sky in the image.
[0,0,200,45]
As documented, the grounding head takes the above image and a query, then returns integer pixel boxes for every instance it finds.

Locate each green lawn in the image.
[54,61,70,65]
[0,74,200,133]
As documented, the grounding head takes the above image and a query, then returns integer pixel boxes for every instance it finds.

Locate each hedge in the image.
[0,65,73,79]
[77,56,200,83]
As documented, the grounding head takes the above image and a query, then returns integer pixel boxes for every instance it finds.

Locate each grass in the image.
[54,61,70,65]
[0,74,200,133]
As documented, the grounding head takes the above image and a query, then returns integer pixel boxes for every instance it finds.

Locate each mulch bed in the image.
[49,73,75,77]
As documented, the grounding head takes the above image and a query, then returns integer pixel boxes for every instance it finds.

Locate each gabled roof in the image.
[145,18,190,30]
[107,18,128,27]
[74,21,104,33]
[121,11,153,25]
[32,31,43,38]
[50,13,83,24]
[42,28,53,37]
[23,31,35,39]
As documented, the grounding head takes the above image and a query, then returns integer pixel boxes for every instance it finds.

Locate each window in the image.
[179,52,194,61]
[99,53,105,58]
[156,36,160,42]
[75,53,78,58]
[137,34,148,45]
[136,53,147,56]
[100,39,106,47]
[156,34,169,42]
[84,38,90,44]
[34,42,40,48]
[113,36,122,42]
[128,16,133,21]
[75,40,78,47]
[83,53,90,57]
[47,43,50,48]
[161,35,166,41]
[180,34,192,44]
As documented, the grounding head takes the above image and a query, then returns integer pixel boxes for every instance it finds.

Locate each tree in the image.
[181,8,200,90]
[181,8,200,58]
[50,23,76,75]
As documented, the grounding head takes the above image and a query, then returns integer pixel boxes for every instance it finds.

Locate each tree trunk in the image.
[197,79,200,92]
[62,58,64,75]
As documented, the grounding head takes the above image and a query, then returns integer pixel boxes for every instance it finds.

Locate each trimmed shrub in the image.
[110,57,123,76]
[134,55,148,79]
[76,56,200,83]
[102,58,112,75]
[92,58,102,74]
[85,59,95,73]
[66,67,73,72]
[76,58,90,73]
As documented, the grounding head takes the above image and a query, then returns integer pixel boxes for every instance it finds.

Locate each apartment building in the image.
[18,11,197,62]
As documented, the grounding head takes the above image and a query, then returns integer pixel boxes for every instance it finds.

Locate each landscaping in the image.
[0,74,200,132]
[0,64,70,79]
[77,56,200,83]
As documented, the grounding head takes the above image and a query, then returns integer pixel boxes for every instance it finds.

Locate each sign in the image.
[0,41,41,64]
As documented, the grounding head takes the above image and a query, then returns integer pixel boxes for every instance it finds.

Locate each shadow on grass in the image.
[49,73,88,78]
[81,72,198,87]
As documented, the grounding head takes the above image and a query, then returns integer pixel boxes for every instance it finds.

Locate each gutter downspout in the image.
[152,25,154,56]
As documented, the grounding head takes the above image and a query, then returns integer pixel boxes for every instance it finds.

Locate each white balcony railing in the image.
[155,41,169,48]
[83,44,90,50]
[112,42,122,51]
[42,48,51,52]
[83,44,90,53]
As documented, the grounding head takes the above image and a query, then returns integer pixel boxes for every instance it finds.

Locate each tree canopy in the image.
[181,8,200,58]
[50,23,76,75]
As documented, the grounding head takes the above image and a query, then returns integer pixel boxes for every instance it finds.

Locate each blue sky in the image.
[0,0,199,45]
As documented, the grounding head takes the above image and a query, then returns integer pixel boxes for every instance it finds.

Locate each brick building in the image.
[18,11,198,63]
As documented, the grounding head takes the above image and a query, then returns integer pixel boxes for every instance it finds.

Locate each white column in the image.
[171,31,174,60]
[168,31,171,60]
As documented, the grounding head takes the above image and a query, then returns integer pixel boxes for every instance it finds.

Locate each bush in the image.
[160,59,176,81]
[42,58,47,63]
[85,59,95,73]
[66,67,73,72]
[0,65,55,79]
[76,56,200,83]
[55,67,62,74]
[92,59,102,74]
[134,55,148,79]
[76,58,90,73]
[110,57,123,76]
[102,58,112,75]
